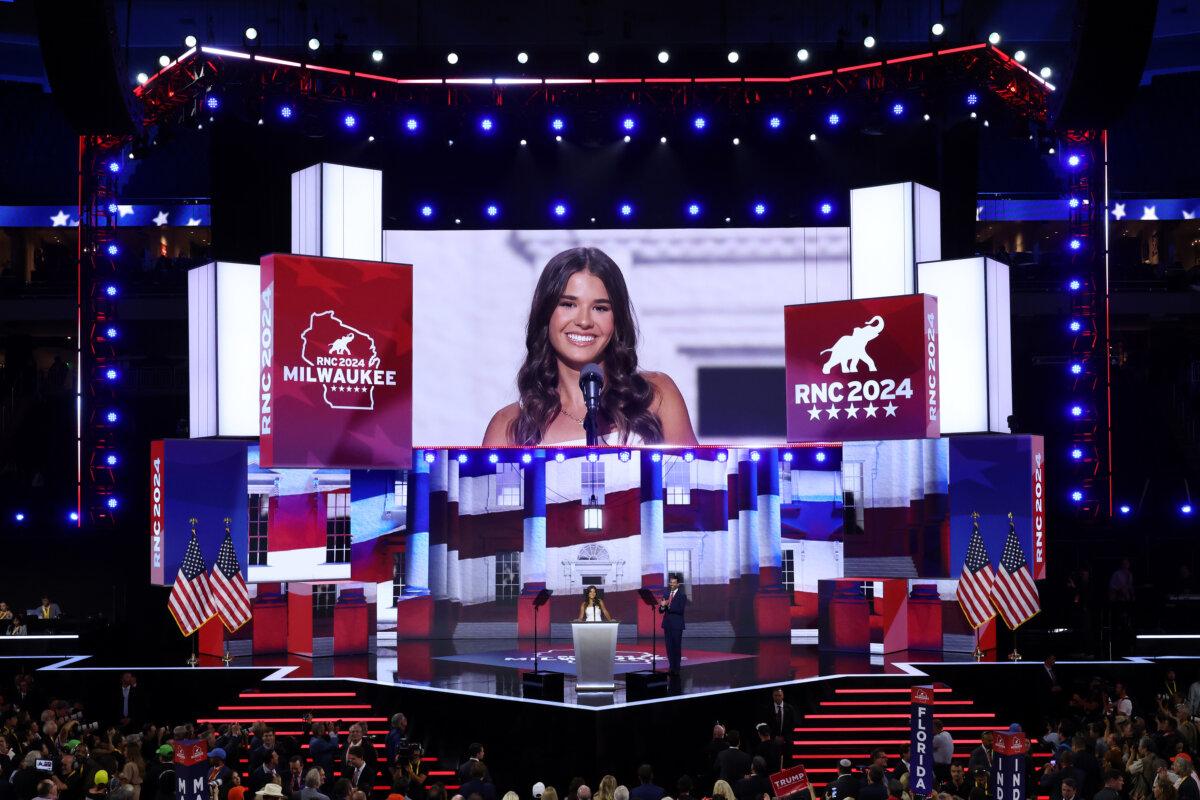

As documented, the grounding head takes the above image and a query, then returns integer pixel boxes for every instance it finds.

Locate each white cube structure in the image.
[917,256,1013,433]
[850,182,942,298]
[188,262,261,437]
[291,162,383,261]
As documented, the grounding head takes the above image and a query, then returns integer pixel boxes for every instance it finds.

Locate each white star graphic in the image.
[976,205,983,222]
[50,210,70,227]
[1110,203,1125,221]
[1141,205,1157,221]
[883,402,898,417]
[845,404,860,419]
[826,405,841,420]
[807,406,822,421]
[186,217,202,226]
[1185,210,1196,220]
[116,204,134,217]
[153,211,169,227]
[864,403,878,418]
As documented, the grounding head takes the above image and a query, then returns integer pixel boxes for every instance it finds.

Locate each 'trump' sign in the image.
[910,685,936,797]
[259,254,413,468]
[785,294,939,442]
[769,765,811,799]
[990,731,1030,800]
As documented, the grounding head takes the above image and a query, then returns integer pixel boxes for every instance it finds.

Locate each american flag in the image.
[957,519,997,629]
[168,530,214,636]
[991,518,1041,629]
[210,528,252,632]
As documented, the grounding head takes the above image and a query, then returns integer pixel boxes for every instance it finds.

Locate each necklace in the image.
[560,407,586,426]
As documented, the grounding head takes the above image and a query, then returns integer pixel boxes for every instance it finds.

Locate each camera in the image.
[80,722,99,733]
[36,759,54,772]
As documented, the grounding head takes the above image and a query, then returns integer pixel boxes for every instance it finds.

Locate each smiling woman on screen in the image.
[482,246,697,447]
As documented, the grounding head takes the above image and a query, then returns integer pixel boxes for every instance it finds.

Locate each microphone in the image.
[579,364,603,446]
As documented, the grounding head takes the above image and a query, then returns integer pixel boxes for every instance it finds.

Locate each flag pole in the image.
[971,511,984,662]
[186,516,201,667]
[1005,512,1023,662]
[221,516,234,667]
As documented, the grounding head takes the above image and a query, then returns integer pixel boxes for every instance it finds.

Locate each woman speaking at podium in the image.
[482,246,697,447]
[576,586,613,622]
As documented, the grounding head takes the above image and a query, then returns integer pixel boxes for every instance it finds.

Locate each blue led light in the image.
[686,202,701,217]
[693,115,707,130]
[1068,319,1082,333]
[1070,448,1083,460]
[551,117,565,132]
[892,103,905,117]
[479,116,494,132]
[106,411,118,423]
[552,202,568,218]
[105,368,118,381]
[619,203,633,217]
[205,95,220,111]
[1067,154,1081,167]
[1183,504,1194,515]
[753,202,767,217]
[108,203,118,214]
[1070,405,1084,417]
[1068,197,1080,209]
[622,116,636,131]
[783,452,794,462]
[1068,278,1082,291]
[343,113,357,129]
[750,450,761,462]
[815,451,827,463]
[554,452,566,463]
[106,497,119,509]
[456,453,469,464]
[420,204,434,219]
[716,450,728,462]
[768,115,782,129]
[279,104,294,120]
[683,451,695,462]
[521,453,532,464]
[106,454,118,466]
[1070,490,1083,503]
[1070,362,1083,375]
[68,511,79,522]
[827,112,841,126]
[15,512,25,522]
[106,244,120,257]
[819,202,833,216]
[107,160,121,174]
[650,452,662,463]
[966,92,979,106]
[1069,238,1082,251]
[488,452,499,464]
[105,327,117,338]
[485,203,500,218]
[423,451,436,463]
[619,451,631,462]
[587,452,599,463]
[1118,505,1131,515]
[404,116,419,132]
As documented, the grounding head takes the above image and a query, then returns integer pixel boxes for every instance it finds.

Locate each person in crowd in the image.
[457,764,493,800]
[34,779,58,800]
[0,602,12,625]
[54,744,86,800]
[701,725,728,787]
[308,724,339,779]
[301,770,330,800]
[969,732,995,773]
[613,787,628,800]
[384,716,409,768]
[828,759,859,800]
[733,758,770,800]
[1094,770,1125,800]
[207,749,232,800]
[1115,682,1134,718]
[595,776,617,800]
[328,781,351,800]
[672,777,693,800]
[86,771,109,800]
[119,742,144,800]
[281,757,305,797]
[752,724,781,773]
[967,768,990,800]
[1072,735,1102,798]
[1109,558,1136,602]
[35,597,62,621]
[455,745,487,784]
[248,751,281,795]
[766,689,797,742]
[343,748,374,795]
[145,746,175,800]
[9,615,28,636]
[13,751,52,800]
[1175,756,1200,800]
[341,726,377,775]
[577,786,592,800]
[1157,719,1184,763]
[937,764,970,800]
[630,765,663,800]
[539,789,558,800]
[1158,781,1181,800]
[859,767,889,800]
[398,745,427,800]
[115,676,140,733]
[932,720,954,782]
[714,731,751,784]
[710,781,734,800]
[1059,778,1079,800]
[482,246,697,447]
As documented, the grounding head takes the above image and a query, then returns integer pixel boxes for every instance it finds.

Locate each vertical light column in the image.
[428,453,448,600]
[521,451,548,589]
[738,450,761,577]
[850,182,941,299]
[756,448,783,586]
[402,451,430,597]
[638,450,666,637]
[291,163,383,261]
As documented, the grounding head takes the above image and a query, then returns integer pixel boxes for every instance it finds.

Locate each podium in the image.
[571,621,619,691]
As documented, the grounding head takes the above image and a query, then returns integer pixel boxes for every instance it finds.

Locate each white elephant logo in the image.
[328,333,355,355]
[819,315,885,374]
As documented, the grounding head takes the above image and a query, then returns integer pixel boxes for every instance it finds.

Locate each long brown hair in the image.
[509,247,662,445]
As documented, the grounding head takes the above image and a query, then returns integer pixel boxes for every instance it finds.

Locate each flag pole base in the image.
[973,646,985,662]
[1007,648,1022,661]
[186,652,199,667]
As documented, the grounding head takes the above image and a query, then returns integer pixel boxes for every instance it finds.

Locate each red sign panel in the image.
[260,254,413,468]
[769,765,811,798]
[992,731,1031,756]
[785,294,939,442]
[1031,439,1046,580]
[911,685,935,705]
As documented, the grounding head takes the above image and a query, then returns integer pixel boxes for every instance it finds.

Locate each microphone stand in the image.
[583,408,599,447]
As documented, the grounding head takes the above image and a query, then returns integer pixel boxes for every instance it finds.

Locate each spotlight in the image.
[205,95,220,111]
[554,452,566,463]
[136,72,149,85]
[106,244,120,257]
[107,411,118,423]
[683,451,695,462]
[1068,197,1080,209]
[988,31,1002,45]
[1069,238,1082,251]
[521,452,532,464]
[1070,490,1083,503]
[307,38,320,51]
[621,116,636,131]
[1068,279,1082,291]
[485,203,499,218]
[1183,504,1194,515]
[819,201,833,216]
[716,450,728,462]
[245,27,258,41]
[1014,50,1027,63]
[727,50,740,64]
[587,452,599,463]
[732,137,740,145]
[815,450,827,463]
[423,451,436,463]
[923,113,931,121]
[69,511,79,522]
[588,51,600,64]
[619,451,631,462]
[809,132,817,141]
[15,512,25,522]
[420,204,434,219]
[1070,362,1083,376]
[1067,153,1082,167]
[966,92,979,106]
[158,54,170,67]
[619,203,633,218]
[863,36,876,49]
[692,115,707,130]
[552,202,568,218]
[783,452,794,463]
[686,202,701,217]
[106,454,118,466]
[342,113,357,129]
[107,160,121,174]
[797,48,810,62]
[891,102,905,117]
[518,52,529,64]
[1118,504,1131,515]
[105,368,118,380]
[1040,66,1053,78]
[1070,405,1084,418]
[404,116,419,132]
[488,452,499,464]
[447,52,459,64]
[1068,319,1082,333]
[1070,448,1083,460]
[184,34,197,48]
[105,327,118,338]
[279,104,294,120]
[457,453,469,463]
[519,139,527,146]
[750,450,761,462]
[623,135,631,143]
[931,22,945,36]
[768,115,782,129]
[827,112,841,126]
[479,116,494,132]
[104,284,118,296]
[659,136,667,144]
[658,50,670,64]
[752,202,767,217]
[650,452,662,463]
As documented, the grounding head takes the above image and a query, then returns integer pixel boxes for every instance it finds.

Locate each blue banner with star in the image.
[976,197,1199,222]
[0,204,210,228]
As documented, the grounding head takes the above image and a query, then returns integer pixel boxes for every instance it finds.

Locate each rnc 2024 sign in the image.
[785,294,939,442]
[259,253,413,469]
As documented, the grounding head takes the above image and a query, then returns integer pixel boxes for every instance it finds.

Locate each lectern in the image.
[571,621,619,691]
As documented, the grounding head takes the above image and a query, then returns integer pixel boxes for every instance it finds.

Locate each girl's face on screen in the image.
[549,270,614,370]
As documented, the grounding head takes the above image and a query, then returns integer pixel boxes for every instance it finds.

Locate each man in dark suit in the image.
[753,724,782,774]
[629,765,664,800]
[766,688,798,740]
[968,732,995,773]
[858,767,889,800]
[116,673,142,731]
[829,760,860,800]
[734,757,772,800]
[343,747,374,795]
[715,730,753,784]
[458,763,496,800]
[658,574,688,675]
[247,751,280,794]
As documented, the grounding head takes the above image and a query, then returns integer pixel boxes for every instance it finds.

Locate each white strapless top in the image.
[551,431,646,447]
[583,605,604,622]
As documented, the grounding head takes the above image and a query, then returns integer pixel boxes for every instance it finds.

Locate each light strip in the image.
[819,700,973,706]
[0,634,80,640]
[306,64,352,75]
[839,61,884,72]
[255,55,302,67]
[544,78,591,84]
[201,46,252,60]
[807,713,994,719]
[795,727,993,732]
[238,691,358,697]
[887,52,935,64]
[217,704,372,710]
[937,43,988,55]
[834,687,953,693]
[1137,634,1200,640]
[179,46,197,61]
[198,717,388,723]
[445,78,495,85]
[494,77,542,85]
